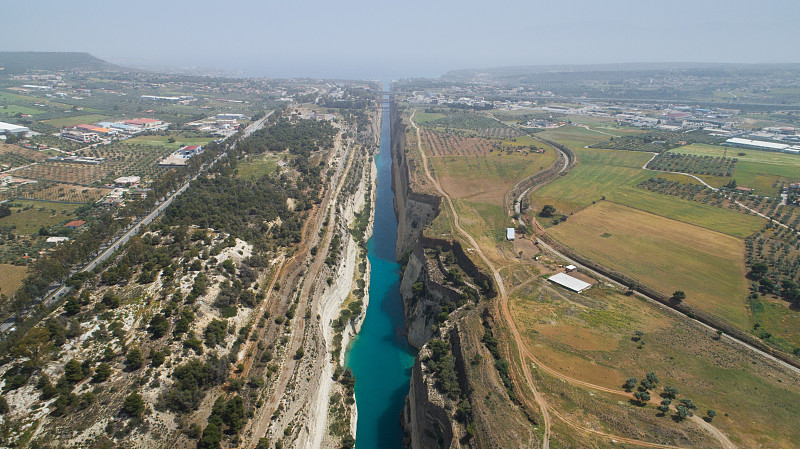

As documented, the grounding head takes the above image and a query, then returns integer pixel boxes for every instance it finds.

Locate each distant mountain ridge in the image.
[444,62,800,81]
[0,51,120,74]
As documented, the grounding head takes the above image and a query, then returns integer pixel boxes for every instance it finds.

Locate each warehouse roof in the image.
[726,137,788,151]
[548,272,591,292]
[0,121,29,134]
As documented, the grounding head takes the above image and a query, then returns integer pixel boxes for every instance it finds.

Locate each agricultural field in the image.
[737,196,800,229]
[668,143,800,195]
[743,226,800,353]
[11,141,175,186]
[12,161,112,185]
[2,181,110,203]
[564,115,646,136]
[0,143,47,170]
[589,131,726,153]
[547,201,750,327]
[426,135,557,262]
[236,153,289,180]
[538,124,611,149]
[411,110,447,124]
[421,129,495,156]
[0,104,43,117]
[126,134,213,150]
[0,263,28,297]
[0,199,81,234]
[530,146,765,237]
[509,281,800,449]
[646,153,737,177]
[40,114,110,128]
[421,110,523,138]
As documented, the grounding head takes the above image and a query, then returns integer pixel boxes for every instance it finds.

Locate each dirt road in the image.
[409,109,736,449]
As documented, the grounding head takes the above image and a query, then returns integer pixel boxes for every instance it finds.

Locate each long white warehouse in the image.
[548,272,592,293]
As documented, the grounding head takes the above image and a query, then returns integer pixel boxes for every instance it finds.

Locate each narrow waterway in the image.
[345,92,416,448]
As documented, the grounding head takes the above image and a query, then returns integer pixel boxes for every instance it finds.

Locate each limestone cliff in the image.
[391,103,534,449]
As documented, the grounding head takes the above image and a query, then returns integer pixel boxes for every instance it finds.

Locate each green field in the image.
[499,134,544,147]
[0,105,44,116]
[0,200,80,234]
[412,111,446,124]
[669,144,800,195]
[532,147,765,238]
[41,114,110,128]
[236,154,287,180]
[126,135,212,150]
[563,115,647,137]
[538,124,611,149]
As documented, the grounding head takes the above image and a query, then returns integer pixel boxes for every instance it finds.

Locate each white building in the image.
[506,228,515,241]
[726,137,790,152]
[215,113,246,120]
[548,273,591,293]
[0,121,30,136]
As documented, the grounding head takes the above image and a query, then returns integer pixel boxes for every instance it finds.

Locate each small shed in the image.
[548,272,591,293]
[565,264,577,272]
[506,228,515,241]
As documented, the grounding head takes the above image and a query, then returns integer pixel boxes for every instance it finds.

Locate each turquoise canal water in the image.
[345,97,416,448]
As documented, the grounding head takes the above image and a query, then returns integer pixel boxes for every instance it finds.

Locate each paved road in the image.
[0,111,274,332]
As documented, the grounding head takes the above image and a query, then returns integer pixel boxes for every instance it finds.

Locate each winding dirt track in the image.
[408,110,736,449]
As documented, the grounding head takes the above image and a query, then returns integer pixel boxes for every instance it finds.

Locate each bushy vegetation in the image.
[161,355,229,413]
[236,117,336,158]
[481,309,514,401]
[426,339,461,400]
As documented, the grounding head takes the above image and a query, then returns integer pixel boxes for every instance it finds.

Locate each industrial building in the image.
[215,113,246,120]
[725,137,800,154]
[159,145,204,167]
[60,128,102,143]
[548,272,592,293]
[0,121,30,136]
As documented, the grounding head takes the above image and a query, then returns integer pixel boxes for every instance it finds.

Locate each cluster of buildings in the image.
[159,145,204,167]
[408,91,493,108]
[60,118,169,143]
[186,113,247,138]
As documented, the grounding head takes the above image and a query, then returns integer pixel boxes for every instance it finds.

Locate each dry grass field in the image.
[548,201,750,327]
[0,263,28,297]
[510,282,800,449]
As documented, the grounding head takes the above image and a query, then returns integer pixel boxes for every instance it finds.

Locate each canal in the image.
[345,90,416,449]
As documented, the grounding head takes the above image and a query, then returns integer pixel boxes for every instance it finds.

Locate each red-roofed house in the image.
[64,220,87,229]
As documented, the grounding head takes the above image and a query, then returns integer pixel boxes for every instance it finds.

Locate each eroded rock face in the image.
[404,355,457,449]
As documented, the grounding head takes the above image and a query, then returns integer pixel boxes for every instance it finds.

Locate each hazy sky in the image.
[3,0,800,79]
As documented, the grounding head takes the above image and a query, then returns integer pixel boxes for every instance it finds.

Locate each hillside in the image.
[0,52,119,74]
